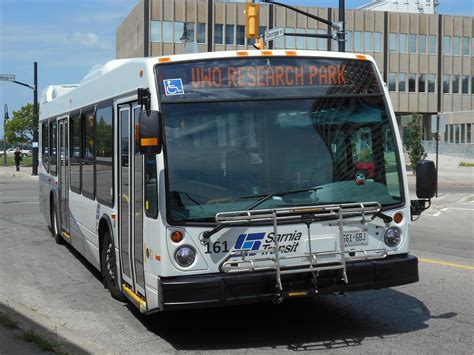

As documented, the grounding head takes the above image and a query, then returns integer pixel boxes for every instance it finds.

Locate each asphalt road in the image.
[0,175,472,354]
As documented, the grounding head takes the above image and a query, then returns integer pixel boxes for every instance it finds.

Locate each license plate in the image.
[343,230,368,247]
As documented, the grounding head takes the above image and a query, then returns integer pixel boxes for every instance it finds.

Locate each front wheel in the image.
[101,231,126,301]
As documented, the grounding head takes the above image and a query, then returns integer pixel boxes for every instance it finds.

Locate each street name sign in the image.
[0,74,16,81]
[264,27,284,42]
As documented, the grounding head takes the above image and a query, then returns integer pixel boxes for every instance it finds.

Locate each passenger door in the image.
[118,103,146,297]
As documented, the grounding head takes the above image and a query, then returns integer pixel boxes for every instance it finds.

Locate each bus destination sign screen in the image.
[156,57,381,102]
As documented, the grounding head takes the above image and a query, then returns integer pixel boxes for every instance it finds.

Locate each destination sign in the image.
[156,57,381,102]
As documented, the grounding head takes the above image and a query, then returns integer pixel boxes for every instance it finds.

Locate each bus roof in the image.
[39,50,376,120]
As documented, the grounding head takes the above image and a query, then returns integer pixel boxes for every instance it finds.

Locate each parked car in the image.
[0,147,32,158]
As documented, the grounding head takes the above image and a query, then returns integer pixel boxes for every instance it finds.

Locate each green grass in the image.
[1,156,33,167]
[0,310,67,354]
[0,311,19,329]
[21,329,66,354]
[459,161,474,167]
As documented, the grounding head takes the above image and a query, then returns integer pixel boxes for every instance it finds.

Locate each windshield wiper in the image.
[201,186,323,240]
[242,186,323,210]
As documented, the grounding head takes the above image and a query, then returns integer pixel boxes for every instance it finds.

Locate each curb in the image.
[0,299,108,354]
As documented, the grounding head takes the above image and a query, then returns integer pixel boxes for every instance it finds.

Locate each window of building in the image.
[389,33,397,52]
[449,124,454,142]
[236,25,245,45]
[296,28,305,49]
[162,21,173,43]
[409,34,416,53]
[418,74,426,92]
[174,22,184,43]
[186,23,195,42]
[427,74,436,93]
[407,74,416,92]
[462,37,470,56]
[346,31,352,51]
[274,33,284,49]
[428,35,436,54]
[316,29,325,50]
[461,75,469,94]
[49,120,57,176]
[95,106,113,206]
[399,34,407,53]
[363,32,372,52]
[455,124,460,143]
[307,29,316,50]
[286,28,295,48]
[452,36,460,56]
[388,73,397,91]
[461,124,466,143]
[452,75,460,94]
[443,36,451,55]
[354,31,362,51]
[225,24,234,45]
[214,24,223,45]
[472,76,474,94]
[151,21,161,43]
[443,74,450,93]
[41,122,49,172]
[70,114,81,193]
[197,23,206,44]
[374,32,382,52]
[467,124,472,143]
[418,34,426,54]
[399,73,407,92]
[82,111,95,198]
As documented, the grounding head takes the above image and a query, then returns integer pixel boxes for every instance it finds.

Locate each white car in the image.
[0,148,32,158]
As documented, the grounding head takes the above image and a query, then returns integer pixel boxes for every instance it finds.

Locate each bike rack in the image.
[216,202,387,294]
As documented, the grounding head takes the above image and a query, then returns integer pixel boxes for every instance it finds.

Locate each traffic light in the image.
[245,2,260,39]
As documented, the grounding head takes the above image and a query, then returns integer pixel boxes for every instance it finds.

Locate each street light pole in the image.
[3,104,8,166]
[32,62,38,176]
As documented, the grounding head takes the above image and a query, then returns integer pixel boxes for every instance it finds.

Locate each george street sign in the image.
[264,27,284,42]
[0,74,16,81]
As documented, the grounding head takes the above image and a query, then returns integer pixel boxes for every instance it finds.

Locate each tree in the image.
[407,113,427,172]
[4,103,34,146]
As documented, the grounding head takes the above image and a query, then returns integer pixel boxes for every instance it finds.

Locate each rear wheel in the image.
[101,231,126,301]
[50,200,64,244]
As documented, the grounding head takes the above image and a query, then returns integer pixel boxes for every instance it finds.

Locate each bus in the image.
[39,50,436,313]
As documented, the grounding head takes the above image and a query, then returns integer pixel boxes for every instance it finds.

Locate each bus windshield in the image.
[157,58,403,223]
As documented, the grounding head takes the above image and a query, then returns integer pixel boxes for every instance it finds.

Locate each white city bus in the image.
[39,50,435,313]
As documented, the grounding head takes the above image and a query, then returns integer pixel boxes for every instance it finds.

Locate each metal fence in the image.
[422,141,474,159]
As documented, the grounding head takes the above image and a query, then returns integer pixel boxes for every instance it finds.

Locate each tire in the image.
[101,231,126,301]
[50,200,64,244]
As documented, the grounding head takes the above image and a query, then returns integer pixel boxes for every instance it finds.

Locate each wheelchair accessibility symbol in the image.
[163,78,184,96]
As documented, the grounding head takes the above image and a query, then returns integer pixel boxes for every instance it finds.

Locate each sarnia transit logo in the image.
[234,233,265,256]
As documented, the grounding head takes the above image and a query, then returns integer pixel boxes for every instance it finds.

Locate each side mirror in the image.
[138,110,162,155]
[416,160,436,199]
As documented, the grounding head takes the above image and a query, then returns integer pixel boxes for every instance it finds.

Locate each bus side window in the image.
[41,122,49,172]
[49,119,57,176]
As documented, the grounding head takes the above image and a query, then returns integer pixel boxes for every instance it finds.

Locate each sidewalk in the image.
[0,165,39,179]
[406,153,474,187]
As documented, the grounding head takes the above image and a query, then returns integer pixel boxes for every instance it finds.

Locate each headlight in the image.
[384,227,402,247]
[175,245,196,267]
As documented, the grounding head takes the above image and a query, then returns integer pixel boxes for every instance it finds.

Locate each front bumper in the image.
[160,254,418,310]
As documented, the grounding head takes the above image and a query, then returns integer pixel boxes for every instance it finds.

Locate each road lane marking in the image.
[422,207,474,217]
[419,258,474,270]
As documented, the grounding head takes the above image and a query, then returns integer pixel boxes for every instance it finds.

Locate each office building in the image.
[116,0,473,144]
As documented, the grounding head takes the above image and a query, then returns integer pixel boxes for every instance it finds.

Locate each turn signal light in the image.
[393,212,403,224]
[170,231,183,243]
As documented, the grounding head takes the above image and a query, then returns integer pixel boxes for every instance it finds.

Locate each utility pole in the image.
[338,0,346,52]
[32,62,38,176]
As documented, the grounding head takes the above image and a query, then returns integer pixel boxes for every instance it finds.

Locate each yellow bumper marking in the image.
[419,258,474,270]
[122,284,147,312]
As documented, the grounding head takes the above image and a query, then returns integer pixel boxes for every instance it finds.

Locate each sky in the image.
[0,0,472,138]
